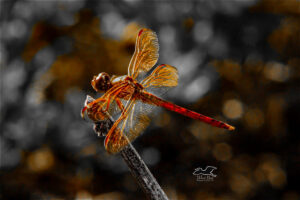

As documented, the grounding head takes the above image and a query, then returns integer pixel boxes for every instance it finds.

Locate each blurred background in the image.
[1,0,300,199]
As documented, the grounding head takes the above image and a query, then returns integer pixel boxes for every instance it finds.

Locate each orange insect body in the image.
[82,28,235,154]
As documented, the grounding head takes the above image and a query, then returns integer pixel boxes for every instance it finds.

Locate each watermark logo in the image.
[193,166,217,182]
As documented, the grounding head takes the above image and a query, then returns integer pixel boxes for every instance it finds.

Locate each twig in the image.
[120,143,168,200]
[88,96,168,200]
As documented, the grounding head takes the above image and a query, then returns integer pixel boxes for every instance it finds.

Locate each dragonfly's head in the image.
[91,72,112,92]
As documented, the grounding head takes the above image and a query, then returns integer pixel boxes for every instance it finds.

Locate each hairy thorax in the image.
[111,76,144,100]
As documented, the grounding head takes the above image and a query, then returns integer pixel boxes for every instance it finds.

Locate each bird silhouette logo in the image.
[193,166,217,178]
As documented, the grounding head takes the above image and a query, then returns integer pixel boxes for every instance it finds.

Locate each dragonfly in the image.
[81,28,235,154]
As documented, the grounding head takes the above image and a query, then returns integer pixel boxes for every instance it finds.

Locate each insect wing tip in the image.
[138,29,144,36]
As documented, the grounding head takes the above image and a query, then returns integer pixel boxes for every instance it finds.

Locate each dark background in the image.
[1,0,300,199]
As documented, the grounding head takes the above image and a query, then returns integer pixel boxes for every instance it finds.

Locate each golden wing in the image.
[128,28,159,80]
[104,96,159,154]
[141,64,178,95]
[104,96,137,154]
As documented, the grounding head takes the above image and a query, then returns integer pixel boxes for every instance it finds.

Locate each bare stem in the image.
[120,143,169,200]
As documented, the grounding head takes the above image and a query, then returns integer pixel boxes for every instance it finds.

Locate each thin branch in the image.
[120,143,169,200]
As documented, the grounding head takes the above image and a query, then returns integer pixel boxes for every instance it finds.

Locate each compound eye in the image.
[91,72,111,92]
[104,74,110,82]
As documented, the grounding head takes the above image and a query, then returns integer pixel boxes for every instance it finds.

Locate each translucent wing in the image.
[104,97,136,154]
[141,64,178,96]
[128,28,159,80]
[104,97,159,154]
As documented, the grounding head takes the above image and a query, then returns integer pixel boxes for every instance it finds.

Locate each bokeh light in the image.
[244,108,264,130]
[264,62,290,82]
[213,142,232,161]
[223,99,243,120]
[229,173,253,196]
[183,76,211,103]
[141,147,161,166]
[27,148,55,172]
[193,20,213,44]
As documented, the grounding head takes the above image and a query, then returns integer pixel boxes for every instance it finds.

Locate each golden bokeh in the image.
[264,62,290,82]
[214,59,242,81]
[213,143,232,161]
[229,173,253,196]
[183,17,194,32]
[223,99,243,120]
[254,167,267,183]
[27,148,54,172]
[188,121,211,140]
[93,192,125,200]
[257,154,286,188]
[231,155,252,175]
[244,108,265,129]
[268,169,286,188]
[75,190,93,200]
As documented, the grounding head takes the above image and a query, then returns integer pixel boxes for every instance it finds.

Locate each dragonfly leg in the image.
[116,98,125,111]
[89,84,124,112]
[81,98,106,119]
[104,98,111,112]
[103,87,125,112]
[88,98,106,108]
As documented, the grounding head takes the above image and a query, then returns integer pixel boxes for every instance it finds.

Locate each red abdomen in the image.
[141,92,235,131]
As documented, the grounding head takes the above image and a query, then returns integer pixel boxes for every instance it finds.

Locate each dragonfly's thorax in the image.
[125,76,144,91]
[107,75,144,100]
